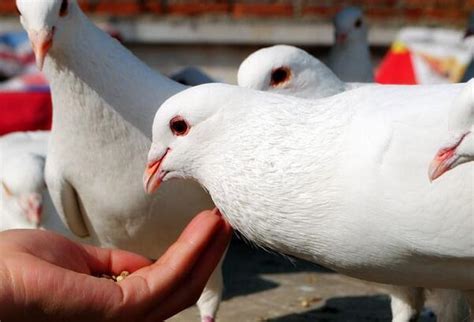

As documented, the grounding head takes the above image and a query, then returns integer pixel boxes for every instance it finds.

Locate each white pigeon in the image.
[238,45,351,99]
[145,83,474,320]
[239,44,468,322]
[429,79,474,181]
[1,131,47,229]
[328,6,374,83]
[0,131,73,237]
[16,1,221,321]
[170,66,216,86]
[1,153,44,230]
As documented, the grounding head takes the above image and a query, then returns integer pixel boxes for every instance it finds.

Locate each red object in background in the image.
[0,92,52,135]
[375,45,418,85]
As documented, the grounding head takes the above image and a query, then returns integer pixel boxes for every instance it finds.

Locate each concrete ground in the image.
[171,236,437,322]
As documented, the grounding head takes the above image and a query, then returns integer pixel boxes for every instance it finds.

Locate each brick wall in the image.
[1,0,471,26]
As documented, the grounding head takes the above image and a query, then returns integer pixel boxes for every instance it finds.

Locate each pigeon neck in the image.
[44,7,184,137]
[330,40,373,82]
[334,39,369,54]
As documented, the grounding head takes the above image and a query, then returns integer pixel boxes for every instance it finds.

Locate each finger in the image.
[155,208,222,266]
[120,210,225,306]
[80,210,222,275]
[80,244,153,275]
[148,219,233,321]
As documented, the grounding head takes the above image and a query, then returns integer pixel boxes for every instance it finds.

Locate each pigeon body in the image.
[17,1,221,320]
[146,83,473,312]
[328,7,374,82]
[238,44,468,322]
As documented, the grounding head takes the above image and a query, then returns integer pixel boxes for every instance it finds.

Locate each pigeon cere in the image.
[0,1,473,322]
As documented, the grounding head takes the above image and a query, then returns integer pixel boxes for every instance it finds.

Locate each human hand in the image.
[0,209,232,322]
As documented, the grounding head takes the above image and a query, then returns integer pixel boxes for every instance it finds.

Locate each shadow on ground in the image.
[221,236,437,322]
[223,235,333,300]
[267,295,392,322]
[266,295,436,322]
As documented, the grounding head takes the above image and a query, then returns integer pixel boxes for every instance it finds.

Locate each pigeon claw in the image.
[202,316,215,322]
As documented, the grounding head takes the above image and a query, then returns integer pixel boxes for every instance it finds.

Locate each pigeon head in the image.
[16,0,77,70]
[144,83,246,194]
[1,153,46,227]
[333,6,368,44]
[429,81,474,181]
[238,45,345,99]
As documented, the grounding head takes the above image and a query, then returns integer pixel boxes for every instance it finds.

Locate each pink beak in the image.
[428,133,468,181]
[30,28,54,70]
[428,148,456,182]
[143,149,170,194]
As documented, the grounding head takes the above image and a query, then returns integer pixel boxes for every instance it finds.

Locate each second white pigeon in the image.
[16,1,222,320]
[238,45,350,99]
[238,44,469,322]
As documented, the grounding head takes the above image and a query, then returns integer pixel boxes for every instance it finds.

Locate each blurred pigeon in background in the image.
[0,131,78,238]
[328,6,374,82]
[461,12,474,82]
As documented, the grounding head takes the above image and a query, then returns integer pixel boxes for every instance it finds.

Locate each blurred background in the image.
[0,1,472,321]
[0,0,473,84]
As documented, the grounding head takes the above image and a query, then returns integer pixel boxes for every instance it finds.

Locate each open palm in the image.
[0,209,232,322]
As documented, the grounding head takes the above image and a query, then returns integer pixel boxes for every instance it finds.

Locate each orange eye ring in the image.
[270,66,291,87]
[170,116,190,136]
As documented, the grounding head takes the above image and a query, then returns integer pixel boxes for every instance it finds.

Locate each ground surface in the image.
[171,236,437,322]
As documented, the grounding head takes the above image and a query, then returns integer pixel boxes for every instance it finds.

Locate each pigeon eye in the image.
[59,0,69,17]
[270,66,291,87]
[354,18,363,28]
[170,116,190,136]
